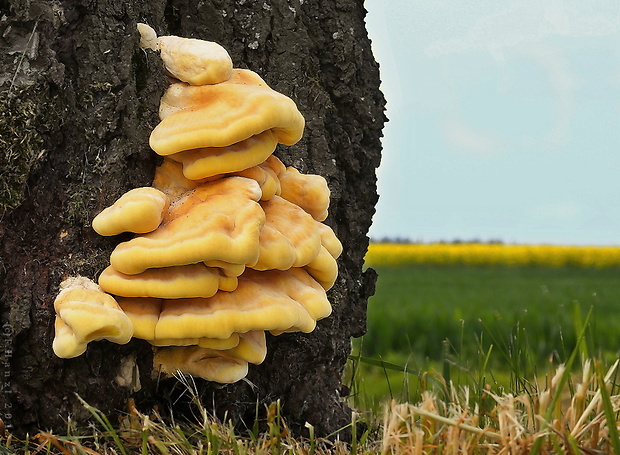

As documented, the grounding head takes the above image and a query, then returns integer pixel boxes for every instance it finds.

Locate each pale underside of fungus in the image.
[51,23,342,384]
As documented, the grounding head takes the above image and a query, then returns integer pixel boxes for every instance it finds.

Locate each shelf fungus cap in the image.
[137,23,233,86]
[92,187,170,236]
[152,159,207,199]
[149,334,241,350]
[116,298,242,350]
[305,246,339,290]
[118,269,330,342]
[227,330,267,365]
[204,260,246,278]
[279,167,330,221]
[98,263,237,299]
[316,222,343,259]
[150,69,305,155]
[232,155,285,201]
[110,176,264,275]
[304,223,341,290]
[167,130,278,180]
[157,35,233,86]
[52,277,133,358]
[253,196,322,271]
[137,23,159,51]
[154,269,331,340]
[153,346,249,383]
[152,331,266,383]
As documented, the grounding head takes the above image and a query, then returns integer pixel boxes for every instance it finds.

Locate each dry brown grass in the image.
[2,361,619,454]
[381,360,620,455]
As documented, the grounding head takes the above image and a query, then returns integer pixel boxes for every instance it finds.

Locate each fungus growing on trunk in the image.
[150,70,305,155]
[279,166,331,221]
[92,187,170,236]
[51,24,342,384]
[109,176,265,275]
[52,277,133,358]
[137,23,233,86]
[167,130,279,180]
[117,268,330,342]
[98,263,238,299]
[253,196,323,271]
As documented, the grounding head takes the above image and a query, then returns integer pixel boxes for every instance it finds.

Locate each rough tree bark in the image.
[0,0,385,438]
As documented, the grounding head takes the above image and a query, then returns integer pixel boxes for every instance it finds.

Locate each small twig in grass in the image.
[409,405,503,442]
[35,432,101,455]
[34,432,73,455]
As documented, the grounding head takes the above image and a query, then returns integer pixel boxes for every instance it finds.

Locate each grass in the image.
[3,359,620,454]
[363,265,620,360]
[3,262,620,453]
[352,264,620,409]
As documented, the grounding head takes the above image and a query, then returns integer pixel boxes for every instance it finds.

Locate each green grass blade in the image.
[75,394,128,455]
[350,411,357,455]
[529,306,593,455]
[305,422,316,455]
[141,426,149,455]
[572,301,589,362]
[442,339,451,390]
[150,437,172,455]
[349,355,422,376]
[596,360,620,455]
[565,432,581,455]
[479,343,493,382]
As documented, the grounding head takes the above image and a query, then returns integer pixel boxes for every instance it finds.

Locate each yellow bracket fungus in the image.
[152,332,265,383]
[305,246,339,291]
[98,263,237,299]
[137,23,233,86]
[254,196,322,271]
[168,130,279,180]
[149,334,241,350]
[51,25,342,384]
[153,346,249,384]
[226,331,267,365]
[118,269,330,342]
[233,155,284,201]
[279,166,330,221]
[52,277,133,358]
[304,223,343,290]
[203,260,246,278]
[92,187,170,236]
[150,69,305,155]
[151,159,207,198]
[110,177,264,275]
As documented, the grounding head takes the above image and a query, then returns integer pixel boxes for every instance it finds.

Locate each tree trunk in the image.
[0,0,385,438]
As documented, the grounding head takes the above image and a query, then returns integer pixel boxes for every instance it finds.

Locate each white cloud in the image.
[425,1,620,60]
[441,114,503,156]
[529,202,582,222]
[516,44,576,149]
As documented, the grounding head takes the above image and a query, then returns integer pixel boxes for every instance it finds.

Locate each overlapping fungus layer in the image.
[51,24,341,384]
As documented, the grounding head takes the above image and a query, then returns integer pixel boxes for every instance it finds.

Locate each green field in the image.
[350,264,620,409]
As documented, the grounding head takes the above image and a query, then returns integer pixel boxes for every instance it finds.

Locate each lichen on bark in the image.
[0,85,57,209]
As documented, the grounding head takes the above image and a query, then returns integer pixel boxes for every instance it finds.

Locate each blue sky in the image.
[364,1,620,245]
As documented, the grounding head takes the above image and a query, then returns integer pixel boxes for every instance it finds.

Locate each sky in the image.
[364,0,620,246]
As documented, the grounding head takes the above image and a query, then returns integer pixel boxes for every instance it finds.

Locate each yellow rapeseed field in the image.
[365,243,620,268]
